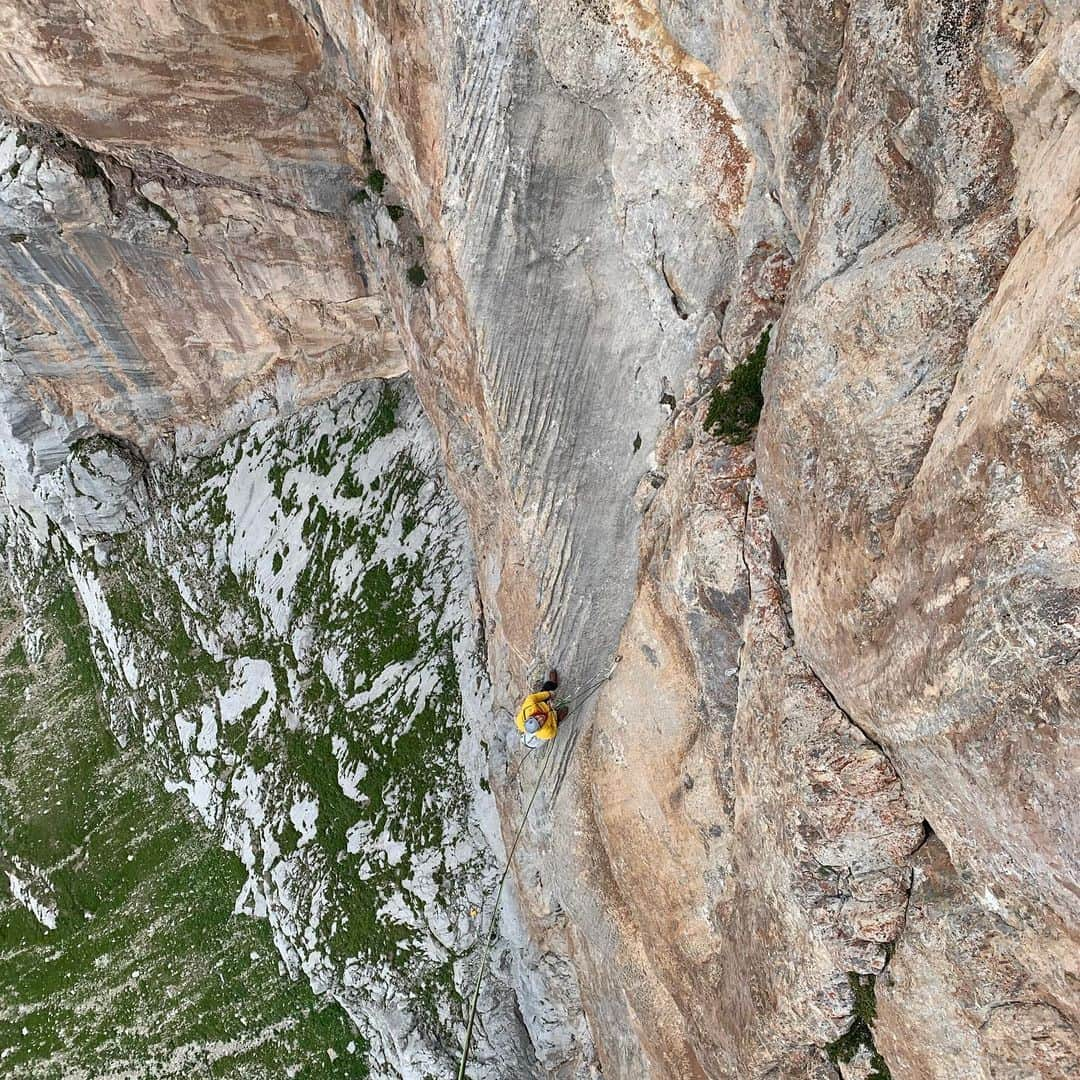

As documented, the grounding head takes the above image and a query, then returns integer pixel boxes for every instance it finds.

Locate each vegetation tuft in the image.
[406,264,427,287]
[367,169,386,194]
[704,326,771,444]
[1,378,480,1076]
[824,973,892,1079]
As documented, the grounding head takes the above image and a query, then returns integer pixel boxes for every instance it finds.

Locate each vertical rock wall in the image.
[0,0,1076,1077]
[334,0,1078,1073]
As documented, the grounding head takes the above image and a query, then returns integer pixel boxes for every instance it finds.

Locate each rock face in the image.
[757,0,1079,1010]
[876,835,1080,1080]
[0,98,401,497]
[0,1,1077,1079]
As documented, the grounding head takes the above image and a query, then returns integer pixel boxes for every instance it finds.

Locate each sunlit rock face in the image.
[875,835,1080,1080]
[0,4,403,495]
[756,3,1080,1061]
[0,0,1077,1078]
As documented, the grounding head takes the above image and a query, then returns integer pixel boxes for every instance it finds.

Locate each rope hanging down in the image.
[455,654,621,1080]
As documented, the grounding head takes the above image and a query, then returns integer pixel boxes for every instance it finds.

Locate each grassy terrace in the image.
[0,577,362,1077]
[0,380,484,1077]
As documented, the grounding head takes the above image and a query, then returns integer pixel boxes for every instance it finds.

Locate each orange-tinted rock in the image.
[0,0,1076,1076]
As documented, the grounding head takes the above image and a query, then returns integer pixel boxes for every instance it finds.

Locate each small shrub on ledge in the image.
[406,264,427,287]
[704,326,771,444]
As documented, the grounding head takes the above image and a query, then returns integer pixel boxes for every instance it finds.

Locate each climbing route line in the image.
[456,654,621,1079]
[549,654,622,804]
[456,734,556,1080]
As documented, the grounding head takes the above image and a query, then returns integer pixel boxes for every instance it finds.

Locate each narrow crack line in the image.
[781,557,928,991]
[790,0,857,285]
[11,329,60,343]
[659,253,689,320]
[473,575,489,672]
[808,660,896,767]
[737,482,754,603]
[908,819,934,857]
[219,249,249,296]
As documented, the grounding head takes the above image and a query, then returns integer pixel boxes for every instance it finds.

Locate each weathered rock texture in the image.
[876,835,1080,1080]
[0,8,403,495]
[0,0,1077,1077]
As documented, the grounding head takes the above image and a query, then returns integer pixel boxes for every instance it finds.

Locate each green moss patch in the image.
[704,327,771,444]
[0,572,365,1078]
[824,973,892,1080]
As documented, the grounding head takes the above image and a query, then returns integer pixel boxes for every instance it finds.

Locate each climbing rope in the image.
[556,656,623,712]
[455,738,556,1080]
[502,742,536,790]
[501,654,621,791]
[455,654,621,1080]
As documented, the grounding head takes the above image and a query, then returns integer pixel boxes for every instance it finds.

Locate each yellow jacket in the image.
[515,690,558,741]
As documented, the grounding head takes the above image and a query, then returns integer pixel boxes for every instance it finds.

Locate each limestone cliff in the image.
[0,0,1076,1078]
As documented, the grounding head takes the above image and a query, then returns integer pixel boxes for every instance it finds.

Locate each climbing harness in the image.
[506,653,623,785]
[455,653,622,1080]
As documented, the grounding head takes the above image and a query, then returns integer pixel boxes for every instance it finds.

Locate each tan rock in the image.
[0,0,356,207]
[757,0,1080,1043]
[876,836,1080,1080]
[0,116,402,501]
[0,0,1077,1076]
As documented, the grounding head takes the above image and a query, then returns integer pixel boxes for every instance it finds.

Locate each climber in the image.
[515,669,569,747]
